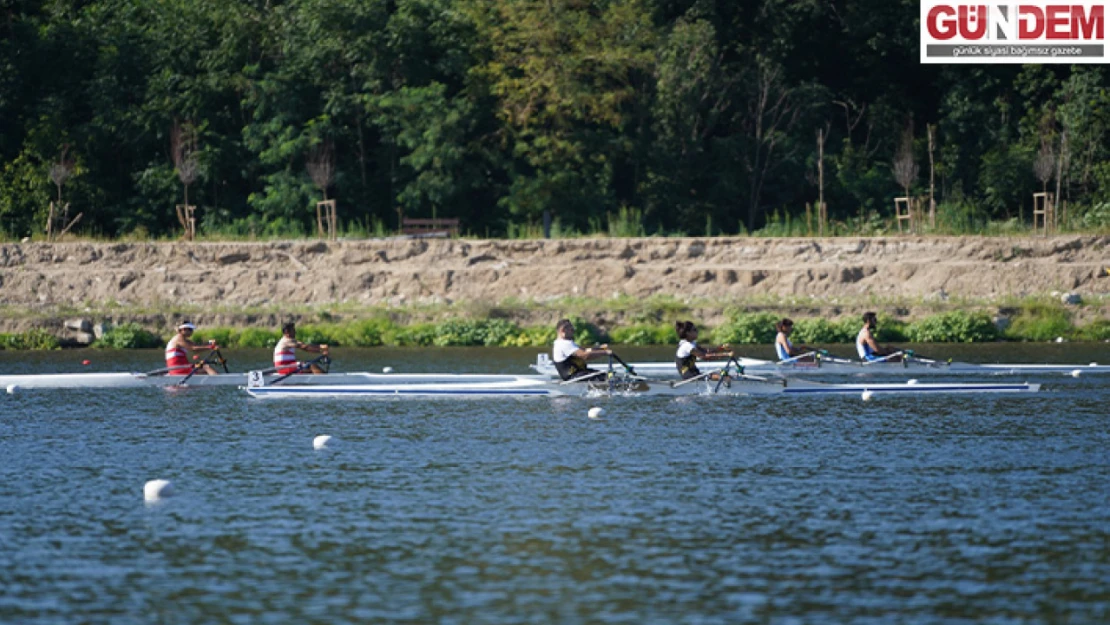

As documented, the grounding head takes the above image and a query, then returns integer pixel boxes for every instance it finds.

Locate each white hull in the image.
[244,376,1040,399]
[0,371,533,390]
[531,355,1109,378]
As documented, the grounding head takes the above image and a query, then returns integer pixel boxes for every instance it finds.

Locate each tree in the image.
[172,121,201,240]
[307,140,335,238]
[892,124,918,199]
[46,144,81,239]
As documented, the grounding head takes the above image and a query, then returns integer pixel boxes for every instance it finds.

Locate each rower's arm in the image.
[575,345,610,360]
[296,341,327,354]
[183,339,216,352]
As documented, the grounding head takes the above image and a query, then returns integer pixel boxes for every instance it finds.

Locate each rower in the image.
[856,312,899,362]
[675,320,732,379]
[552,319,610,381]
[274,322,330,375]
[774,318,815,362]
[165,321,218,376]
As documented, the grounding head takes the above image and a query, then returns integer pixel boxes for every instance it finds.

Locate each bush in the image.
[505,325,557,347]
[192,327,236,347]
[906,311,999,343]
[237,327,281,348]
[93,323,162,349]
[1005,306,1074,341]
[429,318,524,346]
[386,323,437,346]
[1078,319,1110,341]
[296,324,345,347]
[792,318,857,343]
[609,323,675,346]
[340,318,394,347]
[0,329,62,350]
[711,312,779,344]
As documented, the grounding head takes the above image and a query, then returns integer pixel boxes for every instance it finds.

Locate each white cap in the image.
[178,321,196,331]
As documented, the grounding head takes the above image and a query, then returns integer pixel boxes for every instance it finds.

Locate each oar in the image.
[902,349,952,367]
[558,370,608,385]
[176,348,226,386]
[714,356,743,393]
[776,351,819,365]
[140,365,175,377]
[861,350,906,366]
[815,350,856,365]
[607,351,647,380]
[270,354,331,386]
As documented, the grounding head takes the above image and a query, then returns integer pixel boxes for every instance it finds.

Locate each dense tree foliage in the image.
[1,0,1108,239]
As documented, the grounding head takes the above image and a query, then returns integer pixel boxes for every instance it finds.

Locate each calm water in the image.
[1,345,1108,624]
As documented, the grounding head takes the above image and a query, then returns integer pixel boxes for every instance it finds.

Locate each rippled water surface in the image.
[1,345,1108,624]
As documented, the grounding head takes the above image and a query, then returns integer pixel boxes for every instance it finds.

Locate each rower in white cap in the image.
[164,321,219,376]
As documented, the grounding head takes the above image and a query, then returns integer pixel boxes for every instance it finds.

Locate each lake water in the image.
[1,344,1108,624]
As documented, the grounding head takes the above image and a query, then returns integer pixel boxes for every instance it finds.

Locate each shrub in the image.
[296,324,345,346]
[93,323,162,349]
[237,327,281,348]
[1078,319,1110,341]
[192,327,236,347]
[1005,305,1074,341]
[386,323,437,346]
[429,318,524,346]
[906,311,999,343]
[506,325,557,347]
[711,312,779,344]
[792,318,857,343]
[340,318,394,347]
[0,329,62,350]
[609,323,674,346]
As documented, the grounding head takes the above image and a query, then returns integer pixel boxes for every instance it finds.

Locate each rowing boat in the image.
[530,354,1110,378]
[243,373,1040,398]
[0,371,533,390]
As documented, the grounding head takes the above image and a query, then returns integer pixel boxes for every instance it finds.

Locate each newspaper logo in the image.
[921,1,1108,63]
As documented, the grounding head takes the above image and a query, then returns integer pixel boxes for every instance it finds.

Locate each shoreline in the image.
[0,235,1106,346]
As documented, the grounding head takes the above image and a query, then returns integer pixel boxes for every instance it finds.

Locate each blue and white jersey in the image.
[775,332,793,361]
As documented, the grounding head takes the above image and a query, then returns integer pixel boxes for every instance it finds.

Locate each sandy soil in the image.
[0,235,1107,333]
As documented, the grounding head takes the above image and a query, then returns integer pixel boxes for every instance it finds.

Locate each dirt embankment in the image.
[0,236,1107,333]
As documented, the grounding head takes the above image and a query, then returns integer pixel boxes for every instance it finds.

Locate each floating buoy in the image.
[1055,337,1065,343]
[861,390,874,402]
[382,367,394,374]
[1071,369,1082,378]
[587,406,605,419]
[6,384,18,395]
[143,479,174,501]
[82,359,91,366]
[907,379,919,385]
[313,435,332,450]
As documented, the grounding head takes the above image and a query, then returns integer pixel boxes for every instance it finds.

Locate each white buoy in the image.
[5,384,17,395]
[907,379,918,385]
[382,367,394,374]
[1071,369,1082,378]
[313,435,332,450]
[587,407,605,419]
[143,479,174,501]
[1055,336,1065,343]
[861,390,874,402]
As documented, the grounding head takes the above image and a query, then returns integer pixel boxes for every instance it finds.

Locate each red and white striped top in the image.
[273,337,298,375]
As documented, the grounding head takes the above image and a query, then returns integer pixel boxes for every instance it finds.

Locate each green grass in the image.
[0,295,1105,349]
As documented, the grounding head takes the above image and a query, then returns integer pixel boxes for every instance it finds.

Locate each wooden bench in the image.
[401,217,460,238]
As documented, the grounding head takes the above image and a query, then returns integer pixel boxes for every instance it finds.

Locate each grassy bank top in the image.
[3,308,1107,351]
